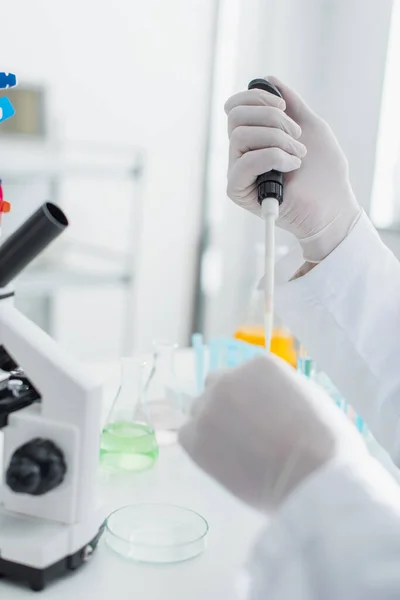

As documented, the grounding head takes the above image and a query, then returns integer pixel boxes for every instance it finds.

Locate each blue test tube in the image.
[208,339,220,373]
[297,345,315,378]
[226,340,242,367]
[192,333,205,394]
[355,414,364,434]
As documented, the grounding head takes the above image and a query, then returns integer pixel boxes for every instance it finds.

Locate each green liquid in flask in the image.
[100,421,159,472]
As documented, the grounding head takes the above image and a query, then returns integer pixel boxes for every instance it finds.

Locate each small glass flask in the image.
[143,341,185,446]
[100,357,159,472]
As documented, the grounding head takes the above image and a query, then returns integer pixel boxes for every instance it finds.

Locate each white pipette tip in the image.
[261,198,279,353]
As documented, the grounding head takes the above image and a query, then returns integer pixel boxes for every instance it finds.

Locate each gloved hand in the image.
[225,76,362,262]
[179,355,368,512]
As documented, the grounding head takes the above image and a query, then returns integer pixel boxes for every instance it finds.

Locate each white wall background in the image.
[0,0,217,359]
[258,0,394,213]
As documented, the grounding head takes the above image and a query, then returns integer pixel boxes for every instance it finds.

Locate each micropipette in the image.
[248,78,285,351]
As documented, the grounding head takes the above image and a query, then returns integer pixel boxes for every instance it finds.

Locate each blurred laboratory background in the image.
[0,0,398,362]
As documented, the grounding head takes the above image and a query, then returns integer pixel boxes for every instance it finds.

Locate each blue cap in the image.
[0,73,17,89]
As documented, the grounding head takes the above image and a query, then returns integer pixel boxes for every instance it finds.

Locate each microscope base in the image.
[0,523,105,592]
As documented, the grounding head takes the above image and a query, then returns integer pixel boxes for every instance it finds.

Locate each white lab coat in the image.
[247,213,400,599]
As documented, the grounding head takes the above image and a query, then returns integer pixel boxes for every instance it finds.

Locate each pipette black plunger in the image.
[248,78,284,206]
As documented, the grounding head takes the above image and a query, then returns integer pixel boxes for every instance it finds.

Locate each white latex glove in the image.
[179,355,368,512]
[225,76,362,262]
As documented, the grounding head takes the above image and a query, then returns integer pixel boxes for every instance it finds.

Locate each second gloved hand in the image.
[179,355,368,512]
[225,77,362,262]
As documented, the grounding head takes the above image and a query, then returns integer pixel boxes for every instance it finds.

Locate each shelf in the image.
[1,164,142,181]
[15,266,133,295]
[0,140,143,354]
[0,142,144,182]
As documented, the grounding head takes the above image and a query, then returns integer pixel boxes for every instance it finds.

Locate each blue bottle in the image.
[0,98,15,123]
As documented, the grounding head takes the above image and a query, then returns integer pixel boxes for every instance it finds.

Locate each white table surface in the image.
[3,349,265,599]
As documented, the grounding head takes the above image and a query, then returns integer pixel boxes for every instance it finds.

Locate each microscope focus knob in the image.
[6,438,67,495]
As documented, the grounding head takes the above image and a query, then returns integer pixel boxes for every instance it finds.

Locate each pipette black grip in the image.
[248,79,284,205]
[0,203,68,287]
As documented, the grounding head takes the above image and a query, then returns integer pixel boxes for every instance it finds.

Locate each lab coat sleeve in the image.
[246,458,400,600]
[274,212,400,464]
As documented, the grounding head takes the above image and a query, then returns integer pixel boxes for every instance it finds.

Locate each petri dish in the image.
[105,503,209,564]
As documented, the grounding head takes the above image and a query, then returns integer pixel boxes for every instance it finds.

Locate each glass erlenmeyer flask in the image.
[144,341,184,446]
[100,357,159,472]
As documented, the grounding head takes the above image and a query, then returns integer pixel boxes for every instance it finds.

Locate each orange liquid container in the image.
[234,326,297,367]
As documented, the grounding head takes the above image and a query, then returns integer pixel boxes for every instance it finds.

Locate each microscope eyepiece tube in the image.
[0,203,68,288]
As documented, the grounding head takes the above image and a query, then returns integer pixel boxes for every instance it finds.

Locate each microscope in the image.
[0,203,105,591]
